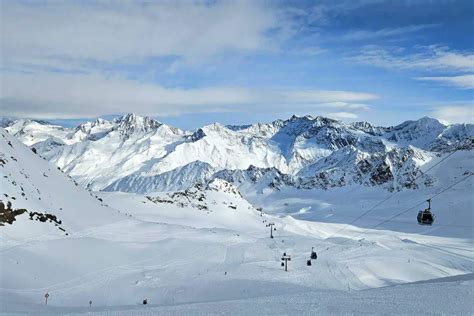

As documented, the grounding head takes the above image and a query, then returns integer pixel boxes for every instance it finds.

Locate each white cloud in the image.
[0,72,377,119]
[318,102,370,110]
[1,1,281,67]
[351,45,474,72]
[341,24,438,41]
[431,105,474,124]
[327,112,359,120]
[416,75,474,89]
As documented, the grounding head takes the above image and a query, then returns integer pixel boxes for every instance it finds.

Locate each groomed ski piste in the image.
[1,128,473,315]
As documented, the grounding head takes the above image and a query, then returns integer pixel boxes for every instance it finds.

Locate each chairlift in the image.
[417,199,434,225]
[310,247,317,260]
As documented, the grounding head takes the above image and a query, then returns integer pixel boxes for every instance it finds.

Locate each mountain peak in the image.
[113,113,162,137]
[393,116,445,132]
[115,113,160,125]
[417,116,445,126]
[351,121,387,136]
[94,118,108,125]
[288,114,314,122]
[0,117,15,128]
[201,122,232,135]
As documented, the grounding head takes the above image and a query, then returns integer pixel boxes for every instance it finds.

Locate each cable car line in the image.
[324,214,474,229]
[319,173,472,254]
[369,174,472,231]
[312,149,461,250]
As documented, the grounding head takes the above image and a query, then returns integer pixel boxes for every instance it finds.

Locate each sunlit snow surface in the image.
[1,127,473,315]
[2,274,473,315]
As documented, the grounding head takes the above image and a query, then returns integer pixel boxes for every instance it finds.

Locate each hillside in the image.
[0,128,125,244]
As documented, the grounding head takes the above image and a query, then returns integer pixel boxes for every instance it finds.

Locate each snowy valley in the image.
[0,115,473,315]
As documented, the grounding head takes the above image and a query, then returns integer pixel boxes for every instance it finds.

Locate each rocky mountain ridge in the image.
[2,114,473,194]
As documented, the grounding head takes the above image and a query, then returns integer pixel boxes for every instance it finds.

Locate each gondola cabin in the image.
[417,199,434,225]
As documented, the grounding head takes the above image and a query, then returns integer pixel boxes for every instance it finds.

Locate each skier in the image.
[143,298,148,305]
[89,300,92,308]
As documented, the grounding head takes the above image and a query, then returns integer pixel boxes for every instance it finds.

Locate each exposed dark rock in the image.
[0,201,27,225]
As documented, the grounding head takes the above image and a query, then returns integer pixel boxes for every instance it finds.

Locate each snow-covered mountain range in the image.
[2,114,473,194]
[1,115,473,312]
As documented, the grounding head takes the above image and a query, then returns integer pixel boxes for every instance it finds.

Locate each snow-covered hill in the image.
[104,161,216,194]
[0,128,125,245]
[101,178,265,232]
[3,114,472,194]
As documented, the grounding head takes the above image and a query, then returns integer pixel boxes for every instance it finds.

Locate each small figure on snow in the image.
[89,300,92,308]
[143,298,148,305]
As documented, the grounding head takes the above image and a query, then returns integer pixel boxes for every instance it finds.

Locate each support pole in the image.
[266,222,276,239]
[281,253,291,271]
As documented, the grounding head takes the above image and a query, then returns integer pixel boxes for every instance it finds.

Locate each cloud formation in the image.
[1,1,281,67]
[341,24,438,41]
[351,45,474,72]
[1,72,377,119]
[416,75,474,89]
[431,105,474,124]
[327,112,359,119]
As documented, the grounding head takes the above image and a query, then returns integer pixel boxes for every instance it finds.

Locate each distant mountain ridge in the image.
[2,113,473,193]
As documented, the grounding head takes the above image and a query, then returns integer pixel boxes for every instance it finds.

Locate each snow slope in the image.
[0,128,125,245]
[100,179,265,231]
[104,161,216,194]
[3,274,472,315]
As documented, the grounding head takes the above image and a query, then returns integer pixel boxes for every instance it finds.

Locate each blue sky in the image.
[1,0,473,130]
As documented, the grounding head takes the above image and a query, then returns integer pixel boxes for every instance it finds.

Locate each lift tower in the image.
[281,252,291,271]
[266,222,276,238]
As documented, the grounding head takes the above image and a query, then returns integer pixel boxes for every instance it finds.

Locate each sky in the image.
[1,0,473,130]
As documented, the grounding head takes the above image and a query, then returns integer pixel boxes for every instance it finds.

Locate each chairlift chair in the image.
[417,199,434,225]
